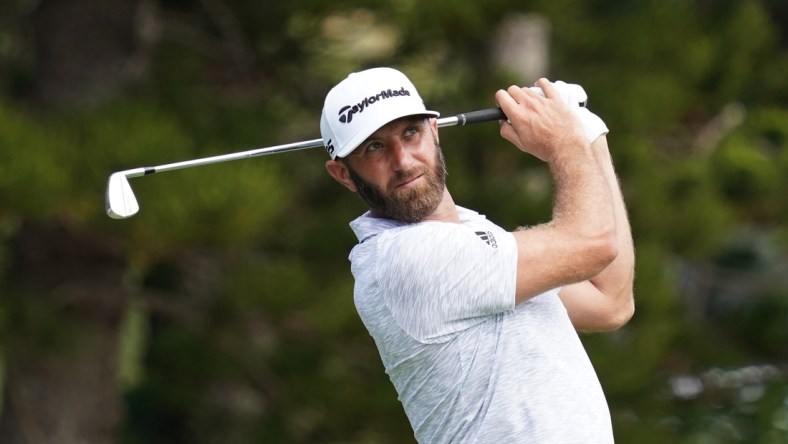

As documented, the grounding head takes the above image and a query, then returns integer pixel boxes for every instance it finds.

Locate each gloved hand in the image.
[537,81,609,143]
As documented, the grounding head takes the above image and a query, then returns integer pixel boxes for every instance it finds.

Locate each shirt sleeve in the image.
[375,221,518,344]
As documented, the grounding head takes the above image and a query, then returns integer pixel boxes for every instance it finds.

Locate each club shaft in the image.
[118,108,506,178]
[124,138,324,178]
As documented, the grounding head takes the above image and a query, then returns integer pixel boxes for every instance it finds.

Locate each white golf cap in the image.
[320,67,439,159]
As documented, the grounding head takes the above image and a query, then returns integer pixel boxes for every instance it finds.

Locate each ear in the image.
[325,160,358,192]
[428,117,439,143]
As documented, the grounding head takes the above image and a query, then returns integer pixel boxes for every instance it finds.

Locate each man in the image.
[321,67,635,443]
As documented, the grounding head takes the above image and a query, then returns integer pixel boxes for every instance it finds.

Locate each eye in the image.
[364,141,384,153]
[403,125,420,138]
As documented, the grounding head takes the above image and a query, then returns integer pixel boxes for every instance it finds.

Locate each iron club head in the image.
[106,171,140,219]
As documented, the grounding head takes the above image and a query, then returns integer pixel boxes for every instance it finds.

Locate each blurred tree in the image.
[29,0,157,107]
[0,222,128,443]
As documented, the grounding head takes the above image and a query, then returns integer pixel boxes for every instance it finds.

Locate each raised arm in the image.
[496,79,633,330]
[559,135,635,331]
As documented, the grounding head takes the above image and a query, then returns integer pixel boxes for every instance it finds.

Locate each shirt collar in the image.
[349,206,486,244]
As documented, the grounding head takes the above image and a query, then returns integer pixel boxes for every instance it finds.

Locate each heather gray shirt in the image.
[349,207,613,443]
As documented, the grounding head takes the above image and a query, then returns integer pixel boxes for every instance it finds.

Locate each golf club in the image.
[105,108,505,219]
[105,83,589,219]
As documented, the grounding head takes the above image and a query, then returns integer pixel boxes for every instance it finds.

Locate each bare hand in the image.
[495,78,587,162]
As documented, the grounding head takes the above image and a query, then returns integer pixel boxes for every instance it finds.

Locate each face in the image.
[329,116,447,223]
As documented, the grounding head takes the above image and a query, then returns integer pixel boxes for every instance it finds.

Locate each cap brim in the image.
[335,110,440,159]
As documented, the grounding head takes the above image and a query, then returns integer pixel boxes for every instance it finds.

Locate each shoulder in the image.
[379,221,488,261]
[375,222,516,284]
[350,219,517,287]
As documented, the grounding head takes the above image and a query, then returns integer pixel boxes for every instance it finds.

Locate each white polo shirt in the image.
[349,206,613,444]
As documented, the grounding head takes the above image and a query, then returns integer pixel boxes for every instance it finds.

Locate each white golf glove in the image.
[550,80,608,143]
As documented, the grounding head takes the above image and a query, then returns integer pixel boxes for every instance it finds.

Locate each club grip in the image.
[455,108,506,126]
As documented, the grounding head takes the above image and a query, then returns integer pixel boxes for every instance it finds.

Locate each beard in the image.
[347,138,447,223]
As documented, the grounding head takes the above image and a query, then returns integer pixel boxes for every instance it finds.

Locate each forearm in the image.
[548,138,618,263]
[512,136,618,302]
[588,136,635,317]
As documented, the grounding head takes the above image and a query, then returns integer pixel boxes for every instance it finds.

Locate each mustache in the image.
[389,168,426,190]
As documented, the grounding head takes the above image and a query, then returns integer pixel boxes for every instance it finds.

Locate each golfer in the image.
[321,67,635,443]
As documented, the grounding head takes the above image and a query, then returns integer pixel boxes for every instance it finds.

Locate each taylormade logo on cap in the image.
[320,67,439,159]
[337,87,411,124]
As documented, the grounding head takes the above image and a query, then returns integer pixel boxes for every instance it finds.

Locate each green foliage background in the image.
[1,0,787,442]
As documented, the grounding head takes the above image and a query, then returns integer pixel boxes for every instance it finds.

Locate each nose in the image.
[387,139,415,171]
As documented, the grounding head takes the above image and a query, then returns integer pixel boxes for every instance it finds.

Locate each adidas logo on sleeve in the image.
[475,231,498,248]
